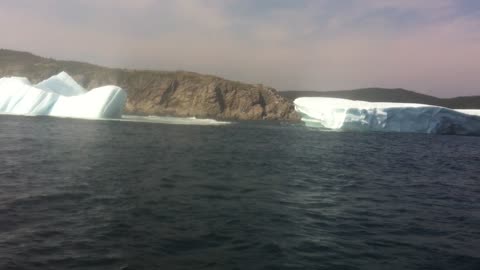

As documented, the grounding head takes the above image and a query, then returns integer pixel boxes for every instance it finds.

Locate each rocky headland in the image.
[0,49,298,121]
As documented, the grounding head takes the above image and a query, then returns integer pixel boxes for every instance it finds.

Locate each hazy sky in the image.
[1,0,479,97]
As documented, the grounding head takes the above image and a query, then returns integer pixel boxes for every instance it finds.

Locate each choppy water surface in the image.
[0,115,479,270]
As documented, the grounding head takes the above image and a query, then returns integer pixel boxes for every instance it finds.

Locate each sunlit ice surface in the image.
[0,72,126,119]
[295,97,480,135]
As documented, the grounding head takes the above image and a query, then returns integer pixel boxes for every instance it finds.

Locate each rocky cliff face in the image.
[0,49,298,121]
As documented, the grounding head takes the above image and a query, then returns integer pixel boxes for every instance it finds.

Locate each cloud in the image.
[0,0,479,97]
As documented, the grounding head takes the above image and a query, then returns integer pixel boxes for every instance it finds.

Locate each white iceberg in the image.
[0,72,126,119]
[35,71,86,96]
[294,97,480,135]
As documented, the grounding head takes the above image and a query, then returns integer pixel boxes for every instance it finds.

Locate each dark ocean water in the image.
[0,115,479,270]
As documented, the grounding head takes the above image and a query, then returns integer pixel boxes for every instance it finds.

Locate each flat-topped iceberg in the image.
[294,97,480,135]
[0,72,126,119]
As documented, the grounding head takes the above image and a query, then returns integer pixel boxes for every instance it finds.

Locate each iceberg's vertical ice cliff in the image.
[294,97,480,135]
[0,72,126,119]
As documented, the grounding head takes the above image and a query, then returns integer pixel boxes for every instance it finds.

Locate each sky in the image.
[1,0,479,97]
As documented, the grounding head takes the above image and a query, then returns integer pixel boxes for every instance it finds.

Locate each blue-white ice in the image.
[0,72,126,119]
[294,97,480,135]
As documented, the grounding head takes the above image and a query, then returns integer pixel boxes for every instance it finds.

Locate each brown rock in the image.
[0,49,300,121]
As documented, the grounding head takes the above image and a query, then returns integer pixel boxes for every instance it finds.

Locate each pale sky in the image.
[1,0,480,97]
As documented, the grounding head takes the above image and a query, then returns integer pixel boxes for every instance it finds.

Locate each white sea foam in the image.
[0,72,231,125]
[119,115,231,126]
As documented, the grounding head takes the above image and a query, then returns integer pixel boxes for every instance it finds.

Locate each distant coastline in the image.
[280,89,480,109]
[1,49,479,123]
[0,49,298,121]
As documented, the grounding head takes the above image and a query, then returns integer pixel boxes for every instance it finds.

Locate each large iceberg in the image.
[0,72,126,119]
[294,97,480,135]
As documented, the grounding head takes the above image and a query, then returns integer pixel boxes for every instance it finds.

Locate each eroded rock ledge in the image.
[0,49,299,121]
